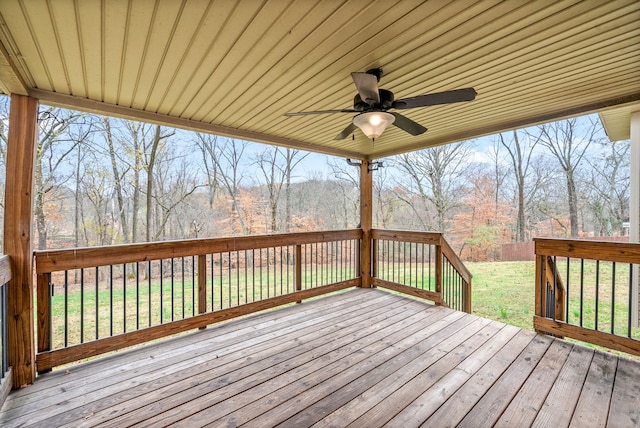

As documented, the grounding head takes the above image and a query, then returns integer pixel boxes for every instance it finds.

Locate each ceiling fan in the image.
[284,68,477,141]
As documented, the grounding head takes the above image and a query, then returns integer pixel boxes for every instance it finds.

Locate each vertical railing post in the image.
[197,255,207,329]
[435,239,443,305]
[534,251,544,333]
[36,273,52,374]
[463,279,472,313]
[295,244,302,303]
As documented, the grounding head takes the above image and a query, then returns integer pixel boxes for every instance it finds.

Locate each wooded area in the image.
[0,96,630,262]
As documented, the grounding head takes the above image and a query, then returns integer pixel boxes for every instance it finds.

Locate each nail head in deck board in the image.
[531,345,595,428]
[569,350,618,428]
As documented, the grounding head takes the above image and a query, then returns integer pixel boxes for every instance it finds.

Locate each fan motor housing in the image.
[354,88,394,111]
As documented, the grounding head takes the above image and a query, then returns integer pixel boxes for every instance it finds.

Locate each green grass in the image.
[467,261,536,330]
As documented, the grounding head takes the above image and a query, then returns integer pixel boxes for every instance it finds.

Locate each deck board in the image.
[0,288,638,428]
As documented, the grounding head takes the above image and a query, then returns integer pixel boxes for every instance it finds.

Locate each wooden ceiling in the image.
[0,0,639,159]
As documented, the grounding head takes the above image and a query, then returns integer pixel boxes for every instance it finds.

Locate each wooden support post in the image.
[631,111,640,327]
[4,94,38,387]
[360,161,373,288]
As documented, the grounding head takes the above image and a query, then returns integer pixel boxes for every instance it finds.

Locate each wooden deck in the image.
[1,288,638,427]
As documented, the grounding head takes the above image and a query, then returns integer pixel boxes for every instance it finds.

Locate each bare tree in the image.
[35,107,94,249]
[394,142,473,232]
[194,133,220,213]
[327,159,360,229]
[102,117,132,242]
[199,137,249,235]
[531,117,602,237]
[254,146,308,232]
[144,125,175,241]
[585,139,630,235]
[498,129,543,241]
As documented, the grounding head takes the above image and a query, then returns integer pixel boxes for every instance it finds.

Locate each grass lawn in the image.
[467,261,536,331]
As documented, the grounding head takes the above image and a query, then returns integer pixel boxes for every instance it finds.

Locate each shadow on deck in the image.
[1,288,638,427]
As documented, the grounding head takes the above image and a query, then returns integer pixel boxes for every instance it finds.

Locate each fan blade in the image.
[393,88,477,109]
[334,123,358,140]
[285,109,356,117]
[390,112,427,136]
[351,72,380,105]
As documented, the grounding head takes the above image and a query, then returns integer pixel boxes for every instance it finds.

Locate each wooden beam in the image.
[360,161,373,287]
[4,94,38,387]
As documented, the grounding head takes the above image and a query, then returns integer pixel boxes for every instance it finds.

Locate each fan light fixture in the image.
[352,111,395,140]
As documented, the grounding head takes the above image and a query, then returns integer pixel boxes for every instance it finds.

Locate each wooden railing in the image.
[0,255,12,407]
[371,229,472,312]
[34,230,362,372]
[535,238,640,356]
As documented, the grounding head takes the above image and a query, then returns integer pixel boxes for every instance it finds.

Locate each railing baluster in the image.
[595,260,600,331]
[123,264,127,333]
[64,270,68,347]
[579,259,584,326]
[147,260,151,327]
[80,269,84,343]
[136,262,140,331]
[109,265,113,337]
[611,262,616,335]
[95,266,99,340]
[629,263,633,338]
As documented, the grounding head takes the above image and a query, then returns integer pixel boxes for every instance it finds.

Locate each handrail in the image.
[35,229,362,273]
[0,254,13,407]
[534,238,640,356]
[371,229,472,312]
[439,237,473,286]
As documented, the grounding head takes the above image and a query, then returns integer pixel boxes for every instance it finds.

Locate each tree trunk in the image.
[567,170,579,237]
[104,117,130,242]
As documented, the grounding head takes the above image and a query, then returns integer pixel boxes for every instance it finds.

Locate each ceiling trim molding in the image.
[29,89,366,160]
